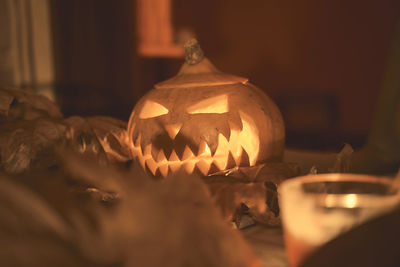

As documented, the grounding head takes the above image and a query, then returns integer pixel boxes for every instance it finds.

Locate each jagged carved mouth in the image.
[130,111,260,177]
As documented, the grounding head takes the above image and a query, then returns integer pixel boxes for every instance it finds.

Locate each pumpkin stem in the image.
[184,39,204,65]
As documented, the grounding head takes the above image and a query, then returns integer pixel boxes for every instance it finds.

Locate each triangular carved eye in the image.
[187,94,228,114]
[139,100,169,119]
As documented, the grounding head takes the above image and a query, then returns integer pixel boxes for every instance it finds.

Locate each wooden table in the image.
[242,224,289,267]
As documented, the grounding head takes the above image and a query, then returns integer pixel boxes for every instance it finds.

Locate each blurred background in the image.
[1,0,399,151]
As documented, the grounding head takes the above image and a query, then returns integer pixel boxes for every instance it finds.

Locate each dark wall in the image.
[50,0,400,150]
[174,0,400,149]
[50,0,138,119]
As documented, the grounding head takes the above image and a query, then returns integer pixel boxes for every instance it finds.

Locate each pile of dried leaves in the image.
[0,153,262,267]
[205,162,300,227]
[0,89,263,266]
[0,89,130,173]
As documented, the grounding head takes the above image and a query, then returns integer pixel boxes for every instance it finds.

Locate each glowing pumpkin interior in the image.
[129,97,260,177]
[139,100,169,118]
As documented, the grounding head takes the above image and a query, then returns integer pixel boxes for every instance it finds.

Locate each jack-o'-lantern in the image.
[128,39,285,177]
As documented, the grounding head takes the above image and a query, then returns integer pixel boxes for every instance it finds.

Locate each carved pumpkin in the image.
[128,40,285,177]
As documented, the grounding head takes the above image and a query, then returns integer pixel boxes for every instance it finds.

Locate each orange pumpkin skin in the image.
[127,49,285,177]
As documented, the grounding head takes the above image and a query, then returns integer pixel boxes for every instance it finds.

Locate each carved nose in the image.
[164,123,182,140]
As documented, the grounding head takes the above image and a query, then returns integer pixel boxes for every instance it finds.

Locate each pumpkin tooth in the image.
[168,150,181,173]
[233,147,243,166]
[226,151,237,169]
[228,129,242,165]
[196,160,211,176]
[161,145,173,160]
[228,128,240,145]
[214,133,229,156]
[218,124,231,146]
[228,113,243,132]
[156,149,167,163]
[182,145,195,161]
[213,155,228,171]
[164,123,182,140]
[188,142,199,158]
[131,134,146,169]
[212,134,229,171]
[169,150,180,161]
[209,143,218,157]
[143,144,152,157]
[145,157,158,176]
[208,135,219,156]
[151,149,159,161]
[208,162,221,174]
[238,147,250,167]
[212,159,226,171]
[138,153,146,171]
[197,140,211,158]
[183,161,196,174]
[158,163,169,177]
[238,111,259,166]
[169,165,181,174]
[169,164,181,173]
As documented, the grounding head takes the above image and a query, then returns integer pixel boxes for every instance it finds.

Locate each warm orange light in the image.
[130,110,260,177]
[238,111,259,166]
[137,0,184,57]
[164,123,182,139]
[187,94,228,114]
[139,101,169,119]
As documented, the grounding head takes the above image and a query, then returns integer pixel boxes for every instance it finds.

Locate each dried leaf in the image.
[0,172,96,267]
[0,119,67,173]
[0,88,62,121]
[0,151,262,266]
[59,153,261,267]
[205,162,301,226]
[86,116,131,162]
[64,116,109,166]
[309,165,318,174]
[0,90,13,116]
[329,143,354,173]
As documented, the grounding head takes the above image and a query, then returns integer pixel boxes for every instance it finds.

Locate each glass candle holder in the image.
[278,173,400,267]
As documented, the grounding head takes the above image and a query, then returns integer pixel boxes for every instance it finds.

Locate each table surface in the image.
[242,224,289,267]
